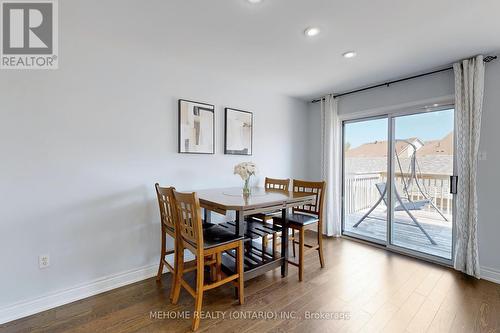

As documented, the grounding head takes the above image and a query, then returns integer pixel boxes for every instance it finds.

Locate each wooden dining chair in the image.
[264,177,290,192]
[272,179,326,281]
[252,177,290,255]
[154,184,217,301]
[155,184,180,300]
[171,190,245,331]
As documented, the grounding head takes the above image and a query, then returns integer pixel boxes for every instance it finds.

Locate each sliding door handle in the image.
[450,175,458,194]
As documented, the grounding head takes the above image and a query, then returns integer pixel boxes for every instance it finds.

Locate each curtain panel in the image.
[320,95,342,236]
[453,55,485,278]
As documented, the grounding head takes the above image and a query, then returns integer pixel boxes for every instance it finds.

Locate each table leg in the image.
[236,210,244,237]
[280,208,288,277]
[235,209,246,297]
[204,208,212,225]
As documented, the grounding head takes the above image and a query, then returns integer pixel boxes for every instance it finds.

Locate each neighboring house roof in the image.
[344,156,453,175]
[345,133,453,158]
[345,138,415,158]
[418,132,454,156]
[344,132,454,175]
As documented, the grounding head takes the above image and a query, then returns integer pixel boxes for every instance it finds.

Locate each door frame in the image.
[340,96,456,266]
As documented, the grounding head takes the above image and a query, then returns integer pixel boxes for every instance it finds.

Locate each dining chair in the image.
[272,179,326,281]
[252,177,290,255]
[154,184,180,300]
[264,177,290,192]
[171,190,245,331]
[154,184,217,301]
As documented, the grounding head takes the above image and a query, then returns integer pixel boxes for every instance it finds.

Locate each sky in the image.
[344,109,454,149]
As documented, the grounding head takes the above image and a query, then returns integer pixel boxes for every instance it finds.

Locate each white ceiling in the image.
[157,0,500,100]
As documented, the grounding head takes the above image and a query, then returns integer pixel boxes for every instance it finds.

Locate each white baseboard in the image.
[0,263,164,325]
[481,265,500,284]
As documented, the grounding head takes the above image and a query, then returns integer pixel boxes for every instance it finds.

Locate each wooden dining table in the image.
[195,187,316,281]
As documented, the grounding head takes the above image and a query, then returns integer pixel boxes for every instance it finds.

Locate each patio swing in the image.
[353,140,448,245]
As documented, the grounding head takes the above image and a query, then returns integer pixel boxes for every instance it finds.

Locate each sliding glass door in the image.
[389,109,454,260]
[342,108,455,262]
[342,117,388,244]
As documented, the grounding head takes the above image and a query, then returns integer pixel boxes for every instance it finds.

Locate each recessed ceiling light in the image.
[247,0,262,3]
[343,51,357,58]
[304,27,321,37]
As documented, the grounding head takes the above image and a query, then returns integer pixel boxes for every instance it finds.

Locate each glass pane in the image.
[343,117,388,243]
[390,109,454,260]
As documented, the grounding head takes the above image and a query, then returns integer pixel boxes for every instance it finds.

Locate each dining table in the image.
[195,187,316,281]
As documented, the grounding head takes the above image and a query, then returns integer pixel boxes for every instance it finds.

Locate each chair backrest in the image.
[155,183,177,233]
[172,190,203,250]
[292,179,326,218]
[265,177,290,192]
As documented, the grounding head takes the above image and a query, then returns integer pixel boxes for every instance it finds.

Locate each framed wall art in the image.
[224,108,253,155]
[178,99,215,154]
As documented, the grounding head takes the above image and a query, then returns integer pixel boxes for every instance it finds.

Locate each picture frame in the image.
[178,99,215,154]
[224,108,253,156]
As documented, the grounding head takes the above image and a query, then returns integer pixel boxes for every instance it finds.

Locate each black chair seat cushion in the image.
[273,213,319,226]
[202,222,217,229]
[202,225,243,249]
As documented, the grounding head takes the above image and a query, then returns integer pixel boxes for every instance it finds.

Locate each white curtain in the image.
[320,95,342,236]
[453,55,485,278]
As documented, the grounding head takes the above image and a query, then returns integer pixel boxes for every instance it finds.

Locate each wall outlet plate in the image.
[39,254,50,269]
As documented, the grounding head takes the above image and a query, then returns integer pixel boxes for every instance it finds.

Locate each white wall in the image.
[307,102,323,180]
[477,59,500,280]
[0,2,309,319]
[307,62,500,282]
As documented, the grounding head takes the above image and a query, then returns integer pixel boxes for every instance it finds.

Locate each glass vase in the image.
[242,178,251,196]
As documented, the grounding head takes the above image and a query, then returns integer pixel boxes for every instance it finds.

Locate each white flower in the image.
[234,162,258,181]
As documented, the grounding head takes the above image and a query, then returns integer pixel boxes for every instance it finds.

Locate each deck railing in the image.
[344,172,453,215]
[344,173,381,214]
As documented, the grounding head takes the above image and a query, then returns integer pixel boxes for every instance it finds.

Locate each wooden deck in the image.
[344,207,452,259]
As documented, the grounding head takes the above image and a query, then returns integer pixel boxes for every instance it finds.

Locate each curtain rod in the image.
[310,55,497,104]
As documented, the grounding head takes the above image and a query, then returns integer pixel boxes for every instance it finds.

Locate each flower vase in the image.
[243,178,251,196]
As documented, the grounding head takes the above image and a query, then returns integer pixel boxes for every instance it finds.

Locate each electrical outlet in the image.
[39,254,50,269]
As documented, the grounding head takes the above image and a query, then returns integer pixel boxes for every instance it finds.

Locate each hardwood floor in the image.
[2,236,499,333]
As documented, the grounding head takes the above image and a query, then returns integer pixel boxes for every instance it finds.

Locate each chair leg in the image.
[318,224,325,268]
[209,254,216,282]
[192,254,205,331]
[272,233,277,259]
[171,244,183,305]
[262,236,268,259]
[292,230,296,257]
[169,239,178,301]
[272,218,279,255]
[237,242,245,305]
[156,231,166,282]
[299,228,305,282]
[216,252,222,281]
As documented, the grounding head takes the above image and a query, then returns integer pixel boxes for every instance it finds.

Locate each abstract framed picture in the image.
[224,108,253,155]
[178,99,215,154]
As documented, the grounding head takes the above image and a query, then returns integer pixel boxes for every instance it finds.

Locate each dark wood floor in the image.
[2,235,499,333]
